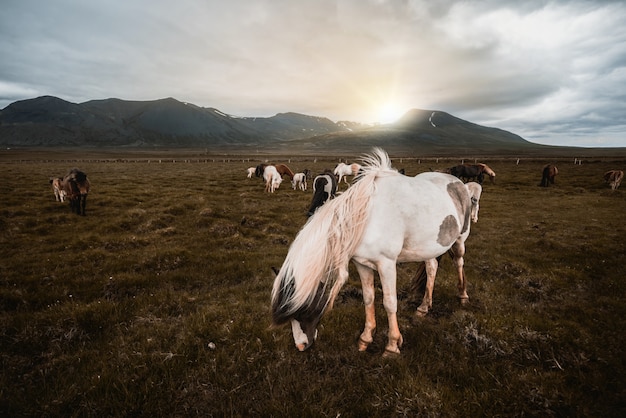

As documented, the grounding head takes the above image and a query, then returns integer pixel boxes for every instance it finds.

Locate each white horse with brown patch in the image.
[271,148,475,356]
[333,162,362,186]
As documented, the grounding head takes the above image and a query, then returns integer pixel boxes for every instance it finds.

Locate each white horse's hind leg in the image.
[354,262,376,351]
[416,258,438,317]
[377,259,403,356]
[451,240,469,304]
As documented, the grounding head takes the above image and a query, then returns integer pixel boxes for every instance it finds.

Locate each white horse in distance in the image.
[333,162,361,186]
[263,165,282,193]
[292,173,307,191]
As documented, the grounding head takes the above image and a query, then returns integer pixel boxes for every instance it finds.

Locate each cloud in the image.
[0,80,41,104]
[0,0,625,147]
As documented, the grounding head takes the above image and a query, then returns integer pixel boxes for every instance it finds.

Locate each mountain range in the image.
[0,95,584,155]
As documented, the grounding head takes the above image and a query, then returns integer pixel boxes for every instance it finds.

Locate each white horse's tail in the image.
[271,148,396,325]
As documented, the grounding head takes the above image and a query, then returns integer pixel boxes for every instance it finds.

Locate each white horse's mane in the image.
[272,148,398,321]
[356,148,396,178]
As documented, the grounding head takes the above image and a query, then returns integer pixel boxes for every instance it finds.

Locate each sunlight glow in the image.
[377,102,405,124]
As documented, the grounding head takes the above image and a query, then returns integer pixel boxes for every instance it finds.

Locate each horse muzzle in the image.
[291,319,318,351]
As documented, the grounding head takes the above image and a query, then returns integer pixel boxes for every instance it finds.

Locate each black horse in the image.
[306,170,337,217]
[449,164,485,184]
[448,163,496,185]
[255,164,267,178]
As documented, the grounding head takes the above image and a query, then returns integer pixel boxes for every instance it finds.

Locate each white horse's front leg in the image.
[416,258,438,316]
[378,259,403,356]
[354,262,376,351]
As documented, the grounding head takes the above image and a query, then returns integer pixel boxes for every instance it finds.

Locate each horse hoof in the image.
[382,348,401,358]
[415,308,428,317]
[357,337,371,352]
[459,297,470,306]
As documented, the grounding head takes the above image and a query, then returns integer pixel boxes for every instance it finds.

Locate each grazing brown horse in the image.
[540,164,558,187]
[476,163,496,183]
[63,168,90,215]
[604,170,624,191]
[274,164,295,180]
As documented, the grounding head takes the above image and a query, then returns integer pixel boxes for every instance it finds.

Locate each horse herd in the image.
[49,159,621,218]
[249,160,493,219]
[48,153,622,356]
[249,163,345,216]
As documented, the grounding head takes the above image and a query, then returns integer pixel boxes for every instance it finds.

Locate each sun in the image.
[377,102,404,124]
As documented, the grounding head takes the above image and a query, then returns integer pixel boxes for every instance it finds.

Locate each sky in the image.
[1,0,625,147]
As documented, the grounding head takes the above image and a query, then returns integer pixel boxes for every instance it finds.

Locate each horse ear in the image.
[271,266,280,277]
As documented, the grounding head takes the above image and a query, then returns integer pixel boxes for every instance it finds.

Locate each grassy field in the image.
[1,149,625,417]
